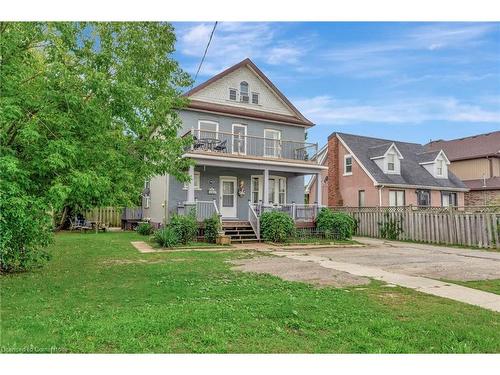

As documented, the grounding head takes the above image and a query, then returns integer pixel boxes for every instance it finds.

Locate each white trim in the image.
[183,152,328,170]
[228,88,237,101]
[336,134,378,184]
[184,107,312,128]
[264,129,282,158]
[197,120,219,139]
[219,176,237,218]
[343,154,353,176]
[231,123,247,155]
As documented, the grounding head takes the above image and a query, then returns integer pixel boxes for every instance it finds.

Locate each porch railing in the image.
[179,199,221,223]
[248,202,260,240]
[251,203,320,222]
[183,129,318,163]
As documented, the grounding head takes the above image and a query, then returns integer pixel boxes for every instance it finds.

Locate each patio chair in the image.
[193,135,205,150]
[213,139,227,153]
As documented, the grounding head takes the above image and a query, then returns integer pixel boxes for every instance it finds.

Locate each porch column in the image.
[186,165,195,204]
[315,172,322,207]
[263,168,269,206]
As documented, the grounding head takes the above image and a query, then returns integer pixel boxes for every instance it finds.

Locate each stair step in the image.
[224,229,255,234]
[231,238,260,243]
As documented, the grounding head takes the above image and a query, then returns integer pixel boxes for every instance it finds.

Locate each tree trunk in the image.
[57,206,68,231]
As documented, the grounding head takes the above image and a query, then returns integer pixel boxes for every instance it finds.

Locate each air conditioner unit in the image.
[240,94,249,103]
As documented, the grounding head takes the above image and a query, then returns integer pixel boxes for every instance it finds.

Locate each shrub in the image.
[260,211,295,243]
[204,214,221,243]
[136,222,154,235]
[378,211,404,240]
[315,208,356,240]
[152,227,179,248]
[170,213,198,245]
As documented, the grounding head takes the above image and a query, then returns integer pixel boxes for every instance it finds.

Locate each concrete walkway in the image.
[272,250,500,313]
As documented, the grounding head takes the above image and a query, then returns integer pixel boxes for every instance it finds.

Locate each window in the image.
[251,175,286,205]
[441,192,457,207]
[264,129,281,158]
[232,124,247,155]
[183,171,201,190]
[251,92,259,104]
[416,190,431,207]
[358,190,365,207]
[389,190,405,207]
[198,120,219,139]
[240,81,249,103]
[387,153,395,172]
[144,180,150,190]
[436,159,444,176]
[229,88,237,101]
[144,195,150,209]
[344,155,353,175]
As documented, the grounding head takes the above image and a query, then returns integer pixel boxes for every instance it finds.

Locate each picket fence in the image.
[331,206,500,249]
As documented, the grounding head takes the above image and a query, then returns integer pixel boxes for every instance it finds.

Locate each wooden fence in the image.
[330,206,500,249]
[84,207,123,227]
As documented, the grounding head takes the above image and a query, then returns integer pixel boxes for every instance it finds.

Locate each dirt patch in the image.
[230,256,370,288]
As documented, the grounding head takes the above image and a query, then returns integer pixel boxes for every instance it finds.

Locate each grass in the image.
[148,239,230,250]
[442,279,500,295]
[1,232,499,353]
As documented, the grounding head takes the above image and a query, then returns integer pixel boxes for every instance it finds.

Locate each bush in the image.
[136,222,154,235]
[316,208,356,240]
[152,227,179,248]
[204,214,221,243]
[260,211,295,243]
[378,211,404,240]
[170,213,198,245]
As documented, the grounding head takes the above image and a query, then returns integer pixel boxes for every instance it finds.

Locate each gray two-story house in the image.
[143,58,326,240]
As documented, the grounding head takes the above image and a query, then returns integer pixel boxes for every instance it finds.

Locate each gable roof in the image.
[183,58,314,127]
[334,132,467,190]
[305,144,328,193]
[425,131,500,161]
[368,142,403,160]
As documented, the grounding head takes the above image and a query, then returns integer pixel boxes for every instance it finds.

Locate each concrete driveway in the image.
[300,237,500,282]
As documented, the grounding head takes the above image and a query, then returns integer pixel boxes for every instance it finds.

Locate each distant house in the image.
[307,132,468,207]
[426,131,500,206]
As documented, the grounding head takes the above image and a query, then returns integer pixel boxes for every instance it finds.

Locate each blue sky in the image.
[172,22,500,147]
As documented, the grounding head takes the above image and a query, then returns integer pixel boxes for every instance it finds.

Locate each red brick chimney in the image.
[327,133,343,207]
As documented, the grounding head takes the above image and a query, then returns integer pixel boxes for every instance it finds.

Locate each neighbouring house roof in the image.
[183,58,314,127]
[425,131,500,161]
[305,144,328,193]
[464,176,500,191]
[335,132,467,190]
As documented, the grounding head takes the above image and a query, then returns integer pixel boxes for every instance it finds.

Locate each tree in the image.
[0,22,193,272]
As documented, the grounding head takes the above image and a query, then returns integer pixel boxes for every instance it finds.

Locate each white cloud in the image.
[176,22,309,76]
[293,95,500,124]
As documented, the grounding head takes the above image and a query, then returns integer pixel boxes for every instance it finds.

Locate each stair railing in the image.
[248,202,260,240]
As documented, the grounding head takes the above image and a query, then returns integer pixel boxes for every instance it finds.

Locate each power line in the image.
[192,21,218,87]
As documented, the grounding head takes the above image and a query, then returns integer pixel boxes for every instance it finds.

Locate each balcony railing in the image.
[183,129,318,163]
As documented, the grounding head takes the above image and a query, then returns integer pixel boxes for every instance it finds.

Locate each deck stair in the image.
[222,221,259,243]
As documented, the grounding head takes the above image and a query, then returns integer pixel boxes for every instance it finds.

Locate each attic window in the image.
[252,92,259,105]
[387,154,395,171]
[229,88,237,101]
[344,155,353,175]
[240,81,249,103]
[436,159,444,176]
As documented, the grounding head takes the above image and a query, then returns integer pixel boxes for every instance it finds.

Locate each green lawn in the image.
[1,232,499,353]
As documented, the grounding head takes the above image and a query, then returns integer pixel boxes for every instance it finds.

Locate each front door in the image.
[220,177,237,218]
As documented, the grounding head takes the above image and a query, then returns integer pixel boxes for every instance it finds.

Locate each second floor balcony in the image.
[183,129,319,164]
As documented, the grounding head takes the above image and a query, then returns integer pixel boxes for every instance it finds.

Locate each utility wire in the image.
[192,21,218,87]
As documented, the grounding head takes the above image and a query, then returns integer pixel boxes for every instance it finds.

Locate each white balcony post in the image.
[315,172,322,207]
[186,165,195,204]
[263,168,269,206]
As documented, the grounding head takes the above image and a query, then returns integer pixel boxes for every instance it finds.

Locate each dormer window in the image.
[387,154,395,172]
[229,88,237,101]
[436,159,444,176]
[240,81,249,103]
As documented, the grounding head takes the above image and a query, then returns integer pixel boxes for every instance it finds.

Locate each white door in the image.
[220,177,237,218]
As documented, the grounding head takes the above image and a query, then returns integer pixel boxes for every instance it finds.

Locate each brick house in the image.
[425,131,500,206]
[307,132,468,207]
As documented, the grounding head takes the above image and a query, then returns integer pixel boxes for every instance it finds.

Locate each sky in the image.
[172,22,500,148]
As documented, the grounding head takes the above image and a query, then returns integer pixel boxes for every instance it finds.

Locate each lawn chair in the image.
[193,135,205,150]
[213,139,227,153]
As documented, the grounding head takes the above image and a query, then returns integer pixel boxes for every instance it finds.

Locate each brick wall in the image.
[465,190,500,206]
[327,134,343,206]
